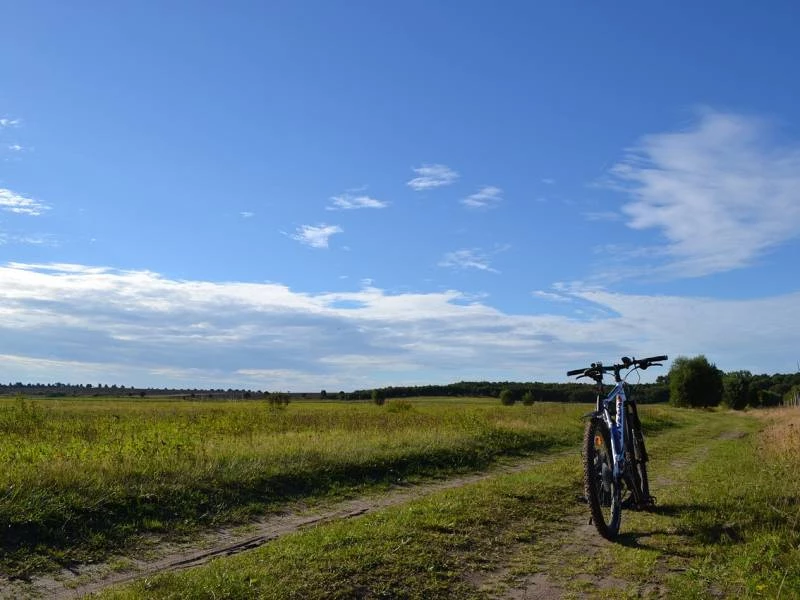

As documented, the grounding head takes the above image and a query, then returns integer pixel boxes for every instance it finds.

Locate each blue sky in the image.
[2,1,800,390]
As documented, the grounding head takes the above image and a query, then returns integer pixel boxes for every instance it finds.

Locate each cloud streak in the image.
[291,224,343,248]
[327,193,388,210]
[407,164,459,191]
[0,188,50,216]
[461,186,503,209]
[609,109,800,277]
[439,248,500,273]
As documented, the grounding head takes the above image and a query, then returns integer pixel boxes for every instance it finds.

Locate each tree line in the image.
[667,355,800,409]
[351,380,671,404]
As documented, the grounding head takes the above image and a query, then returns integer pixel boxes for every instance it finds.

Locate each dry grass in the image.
[757,406,800,458]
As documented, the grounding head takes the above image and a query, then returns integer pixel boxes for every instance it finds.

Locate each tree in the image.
[722,370,751,410]
[499,388,515,406]
[371,389,386,406]
[320,390,327,400]
[668,355,723,408]
[522,390,535,406]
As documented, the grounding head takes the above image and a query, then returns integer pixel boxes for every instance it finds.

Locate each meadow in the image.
[0,395,639,577]
[97,406,799,599]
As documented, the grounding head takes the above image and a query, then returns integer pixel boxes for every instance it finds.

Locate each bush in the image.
[522,391,535,406]
[669,355,723,408]
[267,393,290,409]
[371,389,386,406]
[722,371,751,410]
[499,388,515,406]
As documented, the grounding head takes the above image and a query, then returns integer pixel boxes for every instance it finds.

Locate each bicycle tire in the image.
[627,403,653,507]
[583,418,621,538]
[632,432,652,505]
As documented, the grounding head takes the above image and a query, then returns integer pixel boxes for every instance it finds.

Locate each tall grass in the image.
[0,397,597,576]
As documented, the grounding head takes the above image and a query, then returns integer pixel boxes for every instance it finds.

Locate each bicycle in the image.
[567,355,668,539]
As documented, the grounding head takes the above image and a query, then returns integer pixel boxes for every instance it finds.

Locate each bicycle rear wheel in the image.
[583,418,621,538]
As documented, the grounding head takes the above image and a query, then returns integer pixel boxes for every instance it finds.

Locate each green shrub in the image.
[499,389,515,406]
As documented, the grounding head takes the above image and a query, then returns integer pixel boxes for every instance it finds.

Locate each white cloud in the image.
[0,118,21,127]
[240,211,255,218]
[541,178,555,185]
[7,144,23,152]
[327,193,388,210]
[1,262,800,388]
[0,188,51,216]
[532,290,573,302]
[439,248,499,273]
[291,224,343,248]
[609,109,800,277]
[461,186,503,209]
[0,233,57,246]
[407,164,459,191]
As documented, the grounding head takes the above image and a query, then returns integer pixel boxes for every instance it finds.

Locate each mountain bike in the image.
[567,355,668,539]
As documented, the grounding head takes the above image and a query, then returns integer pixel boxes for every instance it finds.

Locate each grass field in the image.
[0,396,631,577]
[94,406,799,600]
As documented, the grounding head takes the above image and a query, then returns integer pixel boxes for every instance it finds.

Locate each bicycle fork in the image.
[605,393,626,481]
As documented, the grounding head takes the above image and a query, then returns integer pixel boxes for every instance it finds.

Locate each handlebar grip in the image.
[566,368,586,376]
[643,355,668,363]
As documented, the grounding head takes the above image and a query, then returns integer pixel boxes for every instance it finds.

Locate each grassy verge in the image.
[510,408,799,599]
[1,397,612,577]
[95,406,710,600]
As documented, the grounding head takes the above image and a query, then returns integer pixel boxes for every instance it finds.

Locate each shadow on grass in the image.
[615,501,751,553]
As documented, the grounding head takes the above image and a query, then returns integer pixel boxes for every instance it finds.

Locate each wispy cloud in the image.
[541,178,555,185]
[0,233,57,246]
[608,109,800,277]
[240,211,255,218]
[0,118,21,128]
[439,248,500,273]
[7,144,23,152]
[291,224,343,248]
[461,186,503,209]
[327,193,389,210]
[532,290,573,302]
[407,164,459,191]
[0,188,50,216]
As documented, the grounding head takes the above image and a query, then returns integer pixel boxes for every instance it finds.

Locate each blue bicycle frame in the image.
[597,380,628,481]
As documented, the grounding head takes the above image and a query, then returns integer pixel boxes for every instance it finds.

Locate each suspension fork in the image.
[610,391,626,479]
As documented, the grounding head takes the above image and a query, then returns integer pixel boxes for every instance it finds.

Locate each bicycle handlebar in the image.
[566,355,668,378]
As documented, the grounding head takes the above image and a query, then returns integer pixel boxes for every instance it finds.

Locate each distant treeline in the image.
[0,382,261,400]
[349,381,671,404]
[2,370,798,406]
[353,370,800,406]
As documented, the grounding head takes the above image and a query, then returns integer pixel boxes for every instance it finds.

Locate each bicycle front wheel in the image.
[584,418,621,538]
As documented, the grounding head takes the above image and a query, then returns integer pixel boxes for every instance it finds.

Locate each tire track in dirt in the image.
[3,449,575,599]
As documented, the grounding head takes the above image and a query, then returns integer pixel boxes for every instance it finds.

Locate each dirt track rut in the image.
[4,450,574,599]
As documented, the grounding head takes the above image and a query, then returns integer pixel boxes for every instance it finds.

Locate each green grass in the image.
[0,396,594,577]
[96,407,799,600]
[94,404,698,600]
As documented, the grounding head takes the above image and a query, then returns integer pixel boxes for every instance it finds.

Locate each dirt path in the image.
[3,450,575,599]
[482,430,750,599]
